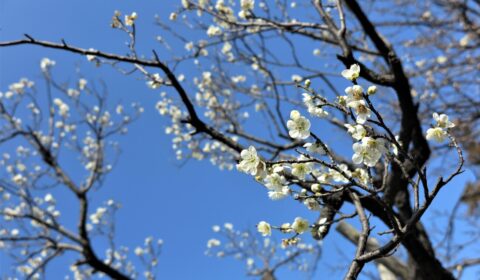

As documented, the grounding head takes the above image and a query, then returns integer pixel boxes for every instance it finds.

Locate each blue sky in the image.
[0,1,477,279]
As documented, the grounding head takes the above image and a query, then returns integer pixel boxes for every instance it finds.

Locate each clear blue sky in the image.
[0,1,476,279]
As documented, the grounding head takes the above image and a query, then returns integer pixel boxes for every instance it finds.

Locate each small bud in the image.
[367,86,377,95]
[304,79,311,88]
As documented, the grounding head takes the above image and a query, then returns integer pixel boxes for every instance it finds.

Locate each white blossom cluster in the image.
[205,222,320,275]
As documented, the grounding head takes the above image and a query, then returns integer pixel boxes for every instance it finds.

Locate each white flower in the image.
[303,93,328,117]
[53,98,70,117]
[345,124,366,140]
[367,86,377,95]
[237,146,261,176]
[86,48,97,62]
[433,113,455,129]
[44,193,55,204]
[292,217,309,234]
[207,239,221,248]
[348,100,371,124]
[89,207,107,224]
[317,217,328,235]
[287,110,311,139]
[125,12,137,26]
[224,223,234,230]
[303,142,326,155]
[241,0,255,10]
[352,137,385,167]
[292,158,313,179]
[264,173,289,200]
[426,127,448,142]
[341,64,360,81]
[78,78,88,90]
[222,42,232,54]
[40,58,56,71]
[207,25,222,37]
[311,183,322,193]
[169,12,177,21]
[12,174,26,185]
[345,85,364,105]
[352,168,369,185]
[257,221,271,236]
[304,198,320,211]
[134,247,144,256]
[291,75,302,82]
[147,73,163,89]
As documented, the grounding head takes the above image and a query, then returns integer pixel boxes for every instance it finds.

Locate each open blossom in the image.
[40,58,56,71]
[53,98,70,117]
[287,110,311,139]
[432,113,455,129]
[241,0,255,10]
[303,142,326,155]
[207,238,221,248]
[345,85,364,105]
[352,137,386,167]
[78,78,88,90]
[349,100,371,124]
[292,217,309,234]
[426,113,454,142]
[426,127,447,142]
[237,146,261,176]
[352,168,369,185]
[207,25,222,37]
[304,198,320,211]
[302,93,328,117]
[147,73,163,89]
[341,64,360,81]
[264,173,289,200]
[345,124,366,140]
[124,12,137,26]
[292,157,313,179]
[86,48,97,61]
[257,221,271,236]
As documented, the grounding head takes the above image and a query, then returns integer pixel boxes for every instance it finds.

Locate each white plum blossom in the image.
[257,221,271,236]
[345,124,366,140]
[345,85,364,105]
[86,48,97,61]
[207,25,222,37]
[53,98,70,118]
[207,239,221,248]
[304,198,320,211]
[303,142,327,155]
[426,127,448,142]
[341,64,360,81]
[352,137,386,167]
[349,100,371,124]
[237,146,262,176]
[426,113,454,142]
[241,0,255,11]
[124,12,138,26]
[432,112,455,129]
[367,85,377,95]
[264,173,289,200]
[302,93,328,117]
[89,207,107,224]
[78,78,88,90]
[292,217,309,234]
[40,58,56,71]
[292,157,313,179]
[287,110,311,139]
[147,73,163,89]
